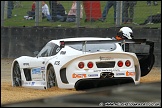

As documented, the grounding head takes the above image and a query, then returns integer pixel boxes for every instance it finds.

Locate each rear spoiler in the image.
[60,39,154,54]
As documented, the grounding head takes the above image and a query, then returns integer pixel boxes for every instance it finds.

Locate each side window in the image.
[37,42,60,57]
[51,45,60,55]
[38,45,52,57]
[38,43,53,57]
[41,49,48,57]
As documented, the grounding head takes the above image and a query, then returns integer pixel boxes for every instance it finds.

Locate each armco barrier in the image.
[1,27,161,67]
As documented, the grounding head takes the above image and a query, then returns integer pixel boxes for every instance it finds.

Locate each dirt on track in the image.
[1,58,161,105]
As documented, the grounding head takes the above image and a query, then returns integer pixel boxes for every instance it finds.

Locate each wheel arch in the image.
[11,61,19,84]
[46,63,55,80]
[46,63,54,70]
[11,60,22,86]
[46,63,58,88]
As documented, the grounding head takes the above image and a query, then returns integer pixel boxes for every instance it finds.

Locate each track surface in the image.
[1,58,161,104]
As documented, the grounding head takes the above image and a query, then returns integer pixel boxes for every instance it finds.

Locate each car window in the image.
[37,42,60,57]
[68,42,116,52]
[51,45,60,55]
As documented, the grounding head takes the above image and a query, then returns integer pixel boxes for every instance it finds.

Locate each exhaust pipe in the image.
[100,72,114,78]
[100,73,107,78]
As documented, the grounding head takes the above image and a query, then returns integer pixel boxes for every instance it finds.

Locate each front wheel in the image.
[12,62,22,87]
[47,66,57,88]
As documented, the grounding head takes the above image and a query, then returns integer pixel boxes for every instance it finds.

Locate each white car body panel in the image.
[11,37,141,90]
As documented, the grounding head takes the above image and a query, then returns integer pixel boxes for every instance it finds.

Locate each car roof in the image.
[49,37,113,45]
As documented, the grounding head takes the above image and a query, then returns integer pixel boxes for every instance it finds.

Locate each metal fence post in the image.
[116,1,122,27]
[76,1,80,27]
[1,1,4,26]
[35,1,42,26]
[4,1,8,20]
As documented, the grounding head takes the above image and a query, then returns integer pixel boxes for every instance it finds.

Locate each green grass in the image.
[3,1,161,28]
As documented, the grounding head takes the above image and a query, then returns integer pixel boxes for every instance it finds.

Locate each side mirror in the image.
[33,51,39,57]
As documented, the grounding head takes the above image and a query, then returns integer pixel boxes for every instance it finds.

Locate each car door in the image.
[29,45,53,68]
[29,42,61,69]
[29,42,60,80]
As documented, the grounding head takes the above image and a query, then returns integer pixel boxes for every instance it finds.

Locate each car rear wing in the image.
[119,39,154,54]
[60,39,154,54]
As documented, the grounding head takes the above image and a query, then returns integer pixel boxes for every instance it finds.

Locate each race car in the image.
[11,37,155,90]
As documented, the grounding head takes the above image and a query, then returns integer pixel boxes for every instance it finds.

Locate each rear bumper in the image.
[75,77,134,90]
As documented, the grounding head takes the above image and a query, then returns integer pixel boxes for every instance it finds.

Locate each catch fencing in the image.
[1,1,161,28]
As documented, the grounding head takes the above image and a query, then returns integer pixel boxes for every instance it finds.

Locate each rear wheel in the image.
[12,62,22,86]
[47,66,57,88]
[140,54,155,77]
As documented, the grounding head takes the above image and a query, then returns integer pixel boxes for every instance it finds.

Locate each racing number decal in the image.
[54,61,60,65]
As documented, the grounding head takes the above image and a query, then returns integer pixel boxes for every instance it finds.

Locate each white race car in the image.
[11,37,155,90]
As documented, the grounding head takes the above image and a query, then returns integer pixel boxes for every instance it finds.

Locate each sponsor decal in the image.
[102,69,120,72]
[94,70,101,72]
[126,71,135,76]
[116,73,125,75]
[100,56,112,60]
[41,67,45,70]
[94,69,120,72]
[23,63,29,66]
[24,82,29,85]
[31,82,35,86]
[88,74,98,77]
[54,61,60,65]
[60,51,66,55]
[32,68,41,74]
[42,73,45,80]
[41,82,46,85]
[32,77,42,80]
[72,73,86,78]
[56,47,61,52]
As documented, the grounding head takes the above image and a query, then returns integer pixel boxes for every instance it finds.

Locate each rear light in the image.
[125,60,131,67]
[78,62,84,69]
[87,62,93,68]
[117,61,123,67]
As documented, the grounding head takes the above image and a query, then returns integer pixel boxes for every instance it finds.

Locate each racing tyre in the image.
[47,66,57,88]
[140,54,155,77]
[12,62,22,86]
